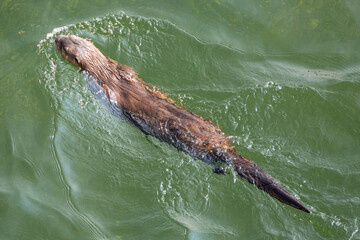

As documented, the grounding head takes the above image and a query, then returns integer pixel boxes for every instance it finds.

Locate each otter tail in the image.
[224,150,311,213]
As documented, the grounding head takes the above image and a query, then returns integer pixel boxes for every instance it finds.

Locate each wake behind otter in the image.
[55,35,310,213]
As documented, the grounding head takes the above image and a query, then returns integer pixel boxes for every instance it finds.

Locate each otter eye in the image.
[74,58,79,64]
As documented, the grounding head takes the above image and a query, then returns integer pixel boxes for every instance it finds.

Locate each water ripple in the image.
[50,115,108,239]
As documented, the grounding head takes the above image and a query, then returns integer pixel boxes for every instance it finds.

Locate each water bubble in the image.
[264,81,274,88]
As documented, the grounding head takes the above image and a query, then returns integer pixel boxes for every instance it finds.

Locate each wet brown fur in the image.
[55,35,310,213]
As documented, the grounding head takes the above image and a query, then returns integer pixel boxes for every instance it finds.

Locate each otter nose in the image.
[55,35,63,44]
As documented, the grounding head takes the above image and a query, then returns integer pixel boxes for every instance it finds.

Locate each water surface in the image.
[1,0,360,239]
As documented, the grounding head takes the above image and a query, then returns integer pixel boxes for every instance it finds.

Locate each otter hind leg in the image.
[214,161,229,175]
[214,166,226,175]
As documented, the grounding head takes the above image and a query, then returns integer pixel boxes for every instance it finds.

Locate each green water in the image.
[1,0,360,239]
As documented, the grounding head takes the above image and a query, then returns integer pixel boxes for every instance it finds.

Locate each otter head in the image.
[55,35,108,72]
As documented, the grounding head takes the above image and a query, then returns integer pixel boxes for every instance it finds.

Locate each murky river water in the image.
[1,0,360,239]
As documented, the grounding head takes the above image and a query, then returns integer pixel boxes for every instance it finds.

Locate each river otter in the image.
[54,35,310,213]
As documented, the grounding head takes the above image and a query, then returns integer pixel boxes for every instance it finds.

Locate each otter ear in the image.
[74,57,83,69]
[64,46,70,54]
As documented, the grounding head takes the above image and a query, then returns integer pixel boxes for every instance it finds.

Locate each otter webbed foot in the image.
[214,166,226,175]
